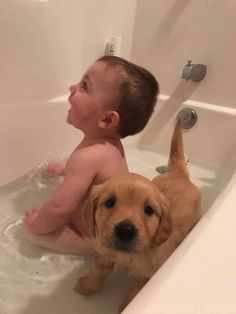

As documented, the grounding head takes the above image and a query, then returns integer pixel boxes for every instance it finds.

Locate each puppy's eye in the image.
[144,205,154,216]
[104,197,116,208]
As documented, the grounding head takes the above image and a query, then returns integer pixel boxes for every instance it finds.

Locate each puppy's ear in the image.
[154,196,173,246]
[83,185,101,237]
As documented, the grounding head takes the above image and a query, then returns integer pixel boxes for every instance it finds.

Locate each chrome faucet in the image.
[182,60,207,82]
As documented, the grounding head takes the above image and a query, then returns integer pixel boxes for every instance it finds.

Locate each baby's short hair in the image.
[97,56,159,138]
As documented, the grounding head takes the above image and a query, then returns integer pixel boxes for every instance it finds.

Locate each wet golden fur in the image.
[74,120,201,312]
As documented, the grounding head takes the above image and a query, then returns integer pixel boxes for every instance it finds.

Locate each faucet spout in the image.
[182,60,193,80]
[182,60,207,82]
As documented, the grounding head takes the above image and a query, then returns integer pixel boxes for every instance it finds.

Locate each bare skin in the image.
[24,61,128,254]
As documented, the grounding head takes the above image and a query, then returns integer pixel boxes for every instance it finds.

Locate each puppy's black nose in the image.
[115,220,137,242]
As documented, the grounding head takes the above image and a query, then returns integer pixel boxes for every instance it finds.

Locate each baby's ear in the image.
[99,111,119,129]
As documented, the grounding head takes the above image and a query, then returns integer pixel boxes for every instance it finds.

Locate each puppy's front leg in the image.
[74,255,114,296]
[119,279,147,313]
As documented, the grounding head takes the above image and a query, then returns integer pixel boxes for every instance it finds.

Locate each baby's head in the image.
[97,56,159,138]
[68,56,159,138]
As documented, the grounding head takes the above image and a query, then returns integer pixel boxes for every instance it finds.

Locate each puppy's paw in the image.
[74,276,102,296]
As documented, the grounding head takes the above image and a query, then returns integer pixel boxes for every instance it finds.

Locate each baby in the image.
[24,56,159,255]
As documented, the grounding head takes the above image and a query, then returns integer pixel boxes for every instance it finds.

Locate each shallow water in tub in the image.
[0,147,230,314]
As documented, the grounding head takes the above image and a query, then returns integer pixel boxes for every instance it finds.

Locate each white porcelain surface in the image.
[132,0,236,109]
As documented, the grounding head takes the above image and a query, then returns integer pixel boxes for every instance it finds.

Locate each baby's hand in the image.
[24,208,40,233]
[43,162,65,177]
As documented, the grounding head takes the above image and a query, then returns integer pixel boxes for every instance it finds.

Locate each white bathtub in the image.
[1,93,236,314]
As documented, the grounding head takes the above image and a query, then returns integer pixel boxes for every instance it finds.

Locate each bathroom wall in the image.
[131,0,236,109]
[0,0,137,185]
[2,0,235,185]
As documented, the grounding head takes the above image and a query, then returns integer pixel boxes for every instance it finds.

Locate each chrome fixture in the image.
[182,60,207,82]
[156,166,168,174]
[177,108,198,129]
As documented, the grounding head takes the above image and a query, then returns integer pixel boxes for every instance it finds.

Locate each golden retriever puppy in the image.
[74,120,201,312]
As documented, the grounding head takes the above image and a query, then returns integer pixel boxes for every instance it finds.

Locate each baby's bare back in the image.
[69,138,128,234]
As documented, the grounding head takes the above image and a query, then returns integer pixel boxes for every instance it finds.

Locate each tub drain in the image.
[156,166,168,174]
[177,108,198,129]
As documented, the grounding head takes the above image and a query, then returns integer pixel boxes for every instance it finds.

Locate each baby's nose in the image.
[69,84,77,94]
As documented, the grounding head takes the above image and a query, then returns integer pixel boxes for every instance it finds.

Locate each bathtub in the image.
[1,93,236,314]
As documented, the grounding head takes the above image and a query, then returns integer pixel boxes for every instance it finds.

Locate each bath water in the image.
[0,147,229,314]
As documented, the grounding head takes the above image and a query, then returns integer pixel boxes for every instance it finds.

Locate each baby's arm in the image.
[24,150,96,235]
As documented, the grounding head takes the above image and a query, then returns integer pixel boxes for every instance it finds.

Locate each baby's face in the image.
[67,61,121,133]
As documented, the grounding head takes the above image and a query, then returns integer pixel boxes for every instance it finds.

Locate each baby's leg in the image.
[26,224,94,255]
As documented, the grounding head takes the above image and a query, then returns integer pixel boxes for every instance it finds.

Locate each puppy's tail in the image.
[168,118,189,176]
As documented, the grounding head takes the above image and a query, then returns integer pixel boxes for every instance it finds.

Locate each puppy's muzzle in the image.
[112,220,138,252]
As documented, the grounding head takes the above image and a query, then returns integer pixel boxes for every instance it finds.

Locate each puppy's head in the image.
[83,173,172,254]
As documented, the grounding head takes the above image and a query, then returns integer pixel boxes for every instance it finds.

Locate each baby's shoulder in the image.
[93,141,124,158]
[65,140,126,179]
[86,143,121,163]
[67,142,117,167]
